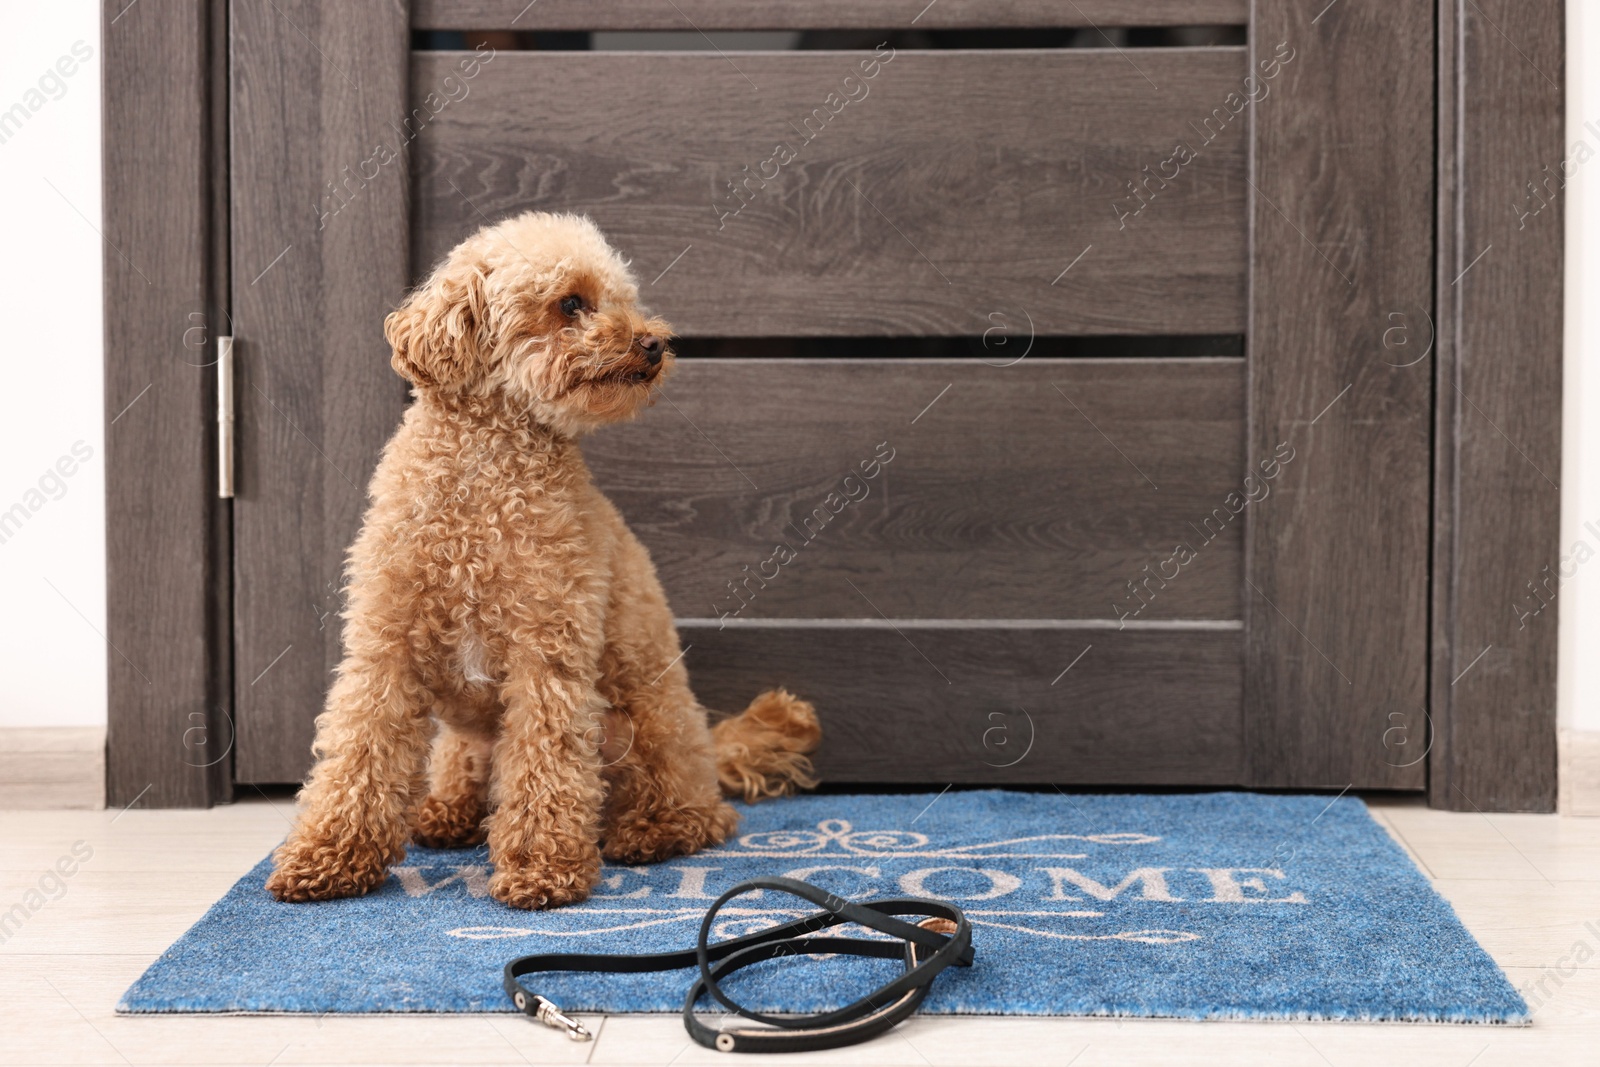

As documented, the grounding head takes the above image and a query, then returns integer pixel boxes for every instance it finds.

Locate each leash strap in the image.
[504,876,974,1053]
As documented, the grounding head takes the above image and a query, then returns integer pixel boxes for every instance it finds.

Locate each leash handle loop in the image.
[693,876,970,1031]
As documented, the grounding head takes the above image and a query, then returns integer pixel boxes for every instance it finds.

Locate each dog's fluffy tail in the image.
[711,689,821,801]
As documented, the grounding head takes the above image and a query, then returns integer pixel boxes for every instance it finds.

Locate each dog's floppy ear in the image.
[384,261,491,389]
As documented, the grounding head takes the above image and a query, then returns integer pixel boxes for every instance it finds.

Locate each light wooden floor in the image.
[2,795,1596,1066]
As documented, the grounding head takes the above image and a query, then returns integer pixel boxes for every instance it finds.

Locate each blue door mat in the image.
[118,790,1527,1023]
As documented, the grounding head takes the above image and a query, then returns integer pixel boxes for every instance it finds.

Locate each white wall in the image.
[1564,3,1600,734]
[0,2,105,728]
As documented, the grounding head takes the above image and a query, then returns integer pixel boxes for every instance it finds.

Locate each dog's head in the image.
[384,211,673,435]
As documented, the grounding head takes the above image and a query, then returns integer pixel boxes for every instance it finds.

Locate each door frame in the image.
[1429,0,1564,812]
[103,0,232,808]
[101,0,1562,810]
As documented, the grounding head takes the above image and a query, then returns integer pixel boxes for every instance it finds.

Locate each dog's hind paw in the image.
[602,800,739,864]
[411,793,489,849]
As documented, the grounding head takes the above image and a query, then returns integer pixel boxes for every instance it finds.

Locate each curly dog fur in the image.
[265,212,820,910]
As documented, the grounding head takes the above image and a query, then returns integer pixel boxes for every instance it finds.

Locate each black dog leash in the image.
[504,876,974,1053]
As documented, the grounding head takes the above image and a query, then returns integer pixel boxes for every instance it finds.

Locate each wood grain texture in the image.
[1429,0,1562,812]
[230,0,411,783]
[412,1,1250,31]
[585,359,1245,621]
[1244,4,1433,790]
[411,48,1249,335]
[685,624,1243,784]
[102,0,231,807]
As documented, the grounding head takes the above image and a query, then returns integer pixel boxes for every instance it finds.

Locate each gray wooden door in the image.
[229,1,1434,792]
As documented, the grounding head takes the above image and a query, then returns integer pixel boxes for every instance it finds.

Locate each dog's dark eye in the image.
[559,295,584,317]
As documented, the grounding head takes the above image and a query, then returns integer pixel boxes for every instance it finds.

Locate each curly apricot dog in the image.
[265,212,820,910]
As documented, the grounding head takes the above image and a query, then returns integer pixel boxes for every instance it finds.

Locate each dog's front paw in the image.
[265,836,395,903]
[411,793,489,849]
[603,801,739,864]
[489,854,602,910]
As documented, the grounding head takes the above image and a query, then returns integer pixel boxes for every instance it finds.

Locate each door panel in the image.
[685,625,1244,784]
[411,49,1249,336]
[585,358,1244,621]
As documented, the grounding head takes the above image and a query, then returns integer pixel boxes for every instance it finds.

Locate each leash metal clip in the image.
[513,990,592,1041]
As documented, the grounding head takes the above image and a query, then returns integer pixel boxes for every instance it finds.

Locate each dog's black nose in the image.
[639,334,663,365]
